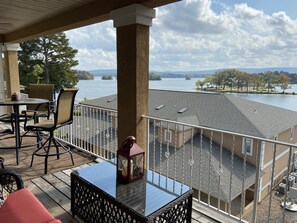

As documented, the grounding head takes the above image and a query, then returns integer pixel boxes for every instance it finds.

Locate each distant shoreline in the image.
[202,88,297,95]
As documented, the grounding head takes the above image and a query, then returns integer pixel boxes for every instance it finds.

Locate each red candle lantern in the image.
[117,136,144,183]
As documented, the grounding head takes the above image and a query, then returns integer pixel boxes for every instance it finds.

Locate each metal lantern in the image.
[117,136,144,183]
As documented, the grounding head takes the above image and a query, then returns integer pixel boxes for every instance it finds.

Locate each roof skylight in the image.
[107,98,115,102]
[155,104,165,110]
[178,107,188,113]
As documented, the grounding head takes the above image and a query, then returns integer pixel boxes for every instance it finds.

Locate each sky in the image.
[65,0,297,72]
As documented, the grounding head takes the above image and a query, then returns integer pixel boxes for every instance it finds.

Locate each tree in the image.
[225,69,237,91]
[263,71,277,93]
[195,80,205,89]
[77,70,94,80]
[278,73,291,93]
[18,32,79,93]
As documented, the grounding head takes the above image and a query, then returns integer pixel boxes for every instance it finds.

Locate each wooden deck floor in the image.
[0,124,217,223]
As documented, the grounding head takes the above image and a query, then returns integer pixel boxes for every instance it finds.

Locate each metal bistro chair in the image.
[25,88,78,174]
[24,83,55,123]
[21,84,55,144]
[0,84,55,138]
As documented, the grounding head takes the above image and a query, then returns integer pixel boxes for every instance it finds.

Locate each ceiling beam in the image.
[4,0,179,43]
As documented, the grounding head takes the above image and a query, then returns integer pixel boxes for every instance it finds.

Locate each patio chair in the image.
[0,84,55,135]
[0,168,61,223]
[23,83,55,123]
[25,88,78,174]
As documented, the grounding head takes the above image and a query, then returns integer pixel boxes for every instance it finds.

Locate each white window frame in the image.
[164,129,172,143]
[242,137,253,156]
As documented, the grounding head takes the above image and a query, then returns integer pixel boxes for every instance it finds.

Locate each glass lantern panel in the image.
[118,155,128,177]
[132,154,144,177]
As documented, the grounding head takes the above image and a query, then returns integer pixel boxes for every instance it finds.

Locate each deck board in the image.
[0,128,96,181]
[25,179,77,223]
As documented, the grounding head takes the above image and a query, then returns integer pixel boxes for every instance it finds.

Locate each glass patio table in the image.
[71,161,193,222]
[0,98,49,164]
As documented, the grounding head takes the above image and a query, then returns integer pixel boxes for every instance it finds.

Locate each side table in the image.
[71,161,193,223]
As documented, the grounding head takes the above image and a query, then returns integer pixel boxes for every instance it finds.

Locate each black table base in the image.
[71,172,193,223]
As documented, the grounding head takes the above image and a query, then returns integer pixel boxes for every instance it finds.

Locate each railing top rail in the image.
[142,115,297,148]
[78,103,118,113]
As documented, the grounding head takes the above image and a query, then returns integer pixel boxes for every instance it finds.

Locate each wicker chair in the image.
[25,88,78,174]
[0,168,24,195]
[0,168,62,223]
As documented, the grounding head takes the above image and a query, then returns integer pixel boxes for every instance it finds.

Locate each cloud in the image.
[66,0,297,71]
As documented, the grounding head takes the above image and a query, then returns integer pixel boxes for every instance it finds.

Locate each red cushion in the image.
[0,188,58,223]
[48,220,62,223]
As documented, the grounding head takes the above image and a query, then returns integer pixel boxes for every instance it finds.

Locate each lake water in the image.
[76,77,297,112]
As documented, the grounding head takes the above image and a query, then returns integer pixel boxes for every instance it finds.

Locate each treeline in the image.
[196,69,292,93]
[77,70,94,80]
[149,73,161,80]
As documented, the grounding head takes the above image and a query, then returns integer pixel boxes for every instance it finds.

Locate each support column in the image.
[111,4,155,157]
[3,43,20,97]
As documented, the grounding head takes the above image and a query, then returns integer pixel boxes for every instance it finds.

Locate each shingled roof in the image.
[81,90,291,201]
[81,90,297,138]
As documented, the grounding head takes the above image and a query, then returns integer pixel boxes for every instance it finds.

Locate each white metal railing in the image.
[55,104,297,223]
[142,115,297,223]
[55,103,118,161]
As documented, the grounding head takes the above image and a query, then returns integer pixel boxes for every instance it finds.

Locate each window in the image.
[164,130,172,143]
[242,137,253,156]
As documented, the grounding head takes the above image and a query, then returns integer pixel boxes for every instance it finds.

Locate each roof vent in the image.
[107,98,115,103]
[178,107,188,113]
[155,104,165,110]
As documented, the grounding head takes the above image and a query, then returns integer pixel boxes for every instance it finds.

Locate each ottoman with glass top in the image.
[71,161,193,223]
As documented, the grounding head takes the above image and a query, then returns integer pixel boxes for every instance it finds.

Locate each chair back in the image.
[55,88,78,126]
[27,84,55,111]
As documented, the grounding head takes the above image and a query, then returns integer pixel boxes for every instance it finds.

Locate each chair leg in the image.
[52,138,60,160]
[31,132,74,174]
[54,138,74,165]
[44,137,53,175]
[30,137,50,167]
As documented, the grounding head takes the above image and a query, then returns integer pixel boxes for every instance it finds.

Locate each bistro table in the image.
[0,98,49,164]
[71,161,193,223]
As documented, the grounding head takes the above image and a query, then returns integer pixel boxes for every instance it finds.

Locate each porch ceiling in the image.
[0,0,179,43]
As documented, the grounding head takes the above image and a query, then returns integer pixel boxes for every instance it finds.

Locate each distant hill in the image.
[88,67,297,78]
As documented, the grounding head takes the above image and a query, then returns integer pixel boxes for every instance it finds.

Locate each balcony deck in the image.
[0,123,217,223]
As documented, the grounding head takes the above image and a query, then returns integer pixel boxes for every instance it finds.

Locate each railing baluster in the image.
[282,128,294,222]
[240,137,248,221]
[99,109,102,157]
[218,133,223,210]
[95,108,98,156]
[166,122,170,179]
[153,119,156,173]
[252,140,261,223]
[198,128,203,202]
[208,130,213,206]
[268,139,277,222]
[228,135,235,215]
[190,127,194,188]
[159,121,163,175]
[182,125,185,185]
[174,123,177,182]
[146,117,150,169]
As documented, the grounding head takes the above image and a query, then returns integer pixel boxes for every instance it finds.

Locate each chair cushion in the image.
[26,119,55,130]
[0,188,58,223]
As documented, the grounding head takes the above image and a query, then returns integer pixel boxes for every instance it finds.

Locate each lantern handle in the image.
[122,136,136,149]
